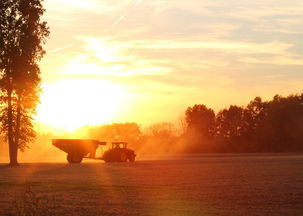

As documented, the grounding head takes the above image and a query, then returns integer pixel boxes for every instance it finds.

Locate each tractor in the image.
[102,142,136,162]
[52,139,136,163]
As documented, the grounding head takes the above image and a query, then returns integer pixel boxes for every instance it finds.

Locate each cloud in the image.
[109,14,128,29]
[40,0,303,123]
[45,0,131,13]
[135,0,144,7]
[240,57,303,66]
[48,43,73,53]
[134,40,292,54]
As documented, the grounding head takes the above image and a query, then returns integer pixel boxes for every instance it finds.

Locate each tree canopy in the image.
[184,93,303,153]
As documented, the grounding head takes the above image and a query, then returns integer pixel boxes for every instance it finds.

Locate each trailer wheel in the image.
[67,154,83,163]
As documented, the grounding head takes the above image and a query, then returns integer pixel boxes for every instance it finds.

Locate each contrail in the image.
[135,0,143,7]
[108,0,143,30]
[48,43,73,53]
[109,14,127,29]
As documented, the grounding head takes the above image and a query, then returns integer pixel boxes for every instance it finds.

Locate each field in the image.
[1,154,303,216]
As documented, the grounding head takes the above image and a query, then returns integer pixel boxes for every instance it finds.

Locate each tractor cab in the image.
[112,142,127,149]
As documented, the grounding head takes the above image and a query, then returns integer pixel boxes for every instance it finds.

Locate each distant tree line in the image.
[4,92,302,162]
[75,93,303,154]
[184,94,303,153]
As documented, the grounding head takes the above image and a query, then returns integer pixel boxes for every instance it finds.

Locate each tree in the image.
[185,104,215,138]
[184,104,215,152]
[0,0,49,165]
[214,105,249,152]
[256,94,303,152]
[245,97,266,132]
[215,105,246,138]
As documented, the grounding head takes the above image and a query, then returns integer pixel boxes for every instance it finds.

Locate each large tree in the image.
[185,104,215,138]
[215,105,246,139]
[0,0,49,165]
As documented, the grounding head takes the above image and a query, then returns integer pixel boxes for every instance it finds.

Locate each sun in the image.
[36,79,127,132]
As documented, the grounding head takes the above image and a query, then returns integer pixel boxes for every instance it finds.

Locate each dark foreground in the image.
[0,154,303,216]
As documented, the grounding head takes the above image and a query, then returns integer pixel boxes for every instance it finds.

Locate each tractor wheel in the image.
[67,154,83,163]
[120,152,127,162]
[128,154,135,162]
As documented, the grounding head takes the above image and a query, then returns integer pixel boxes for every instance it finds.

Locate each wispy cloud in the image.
[240,57,303,66]
[48,43,73,53]
[135,0,144,7]
[40,0,303,123]
[109,14,127,29]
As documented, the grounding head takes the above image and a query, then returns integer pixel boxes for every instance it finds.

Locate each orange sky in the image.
[36,0,303,132]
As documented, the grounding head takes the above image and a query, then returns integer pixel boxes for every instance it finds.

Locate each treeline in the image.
[4,92,302,161]
[184,93,303,153]
[71,93,303,154]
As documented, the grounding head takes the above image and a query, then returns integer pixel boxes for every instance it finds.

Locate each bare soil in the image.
[0,154,303,216]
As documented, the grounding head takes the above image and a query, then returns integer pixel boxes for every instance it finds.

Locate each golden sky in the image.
[36,0,303,131]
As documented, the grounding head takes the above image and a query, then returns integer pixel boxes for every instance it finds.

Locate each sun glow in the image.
[36,79,127,132]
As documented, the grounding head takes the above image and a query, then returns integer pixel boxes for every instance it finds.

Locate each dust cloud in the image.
[0,122,193,163]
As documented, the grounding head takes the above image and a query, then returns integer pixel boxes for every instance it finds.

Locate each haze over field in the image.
[37,0,303,131]
[1,1,303,215]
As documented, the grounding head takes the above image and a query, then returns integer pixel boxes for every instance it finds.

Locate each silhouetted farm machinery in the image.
[52,139,136,163]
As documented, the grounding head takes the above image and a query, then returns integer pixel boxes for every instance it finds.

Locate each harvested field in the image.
[1,154,303,216]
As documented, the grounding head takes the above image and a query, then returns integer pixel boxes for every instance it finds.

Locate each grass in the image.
[12,184,41,216]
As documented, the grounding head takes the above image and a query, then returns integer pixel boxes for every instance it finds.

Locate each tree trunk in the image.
[15,94,21,154]
[7,82,18,166]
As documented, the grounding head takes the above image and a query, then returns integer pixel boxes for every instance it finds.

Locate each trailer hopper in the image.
[52,139,106,163]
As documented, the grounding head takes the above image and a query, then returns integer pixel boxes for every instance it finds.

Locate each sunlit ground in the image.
[1,154,303,216]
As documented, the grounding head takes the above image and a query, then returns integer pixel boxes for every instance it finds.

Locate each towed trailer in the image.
[52,139,136,163]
